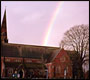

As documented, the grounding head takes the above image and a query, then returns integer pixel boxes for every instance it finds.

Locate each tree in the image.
[60,24,89,79]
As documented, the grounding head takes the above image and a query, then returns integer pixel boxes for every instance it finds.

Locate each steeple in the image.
[1,8,8,43]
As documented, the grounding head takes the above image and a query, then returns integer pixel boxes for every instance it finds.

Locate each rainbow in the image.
[42,1,64,46]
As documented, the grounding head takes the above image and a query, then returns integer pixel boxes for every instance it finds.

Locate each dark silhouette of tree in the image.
[60,24,89,79]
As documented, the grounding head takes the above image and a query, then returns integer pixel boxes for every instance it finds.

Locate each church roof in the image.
[1,43,60,63]
[1,9,8,43]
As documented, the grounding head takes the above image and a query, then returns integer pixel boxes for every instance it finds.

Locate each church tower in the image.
[1,9,8,43]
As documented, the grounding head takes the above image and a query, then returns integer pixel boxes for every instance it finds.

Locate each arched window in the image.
[58,66,61,73]
[55,66,61,73]
[48,66,51,73]
[64,66,68,79]
[55,66,58,73]
[60,56,66,62]
[64,68,67,79]
[67,66,68,73]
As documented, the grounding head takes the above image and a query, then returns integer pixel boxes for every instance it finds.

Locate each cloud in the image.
[21,12,44,24]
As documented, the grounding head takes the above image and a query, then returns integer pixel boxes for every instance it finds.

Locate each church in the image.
[1,9,73,79]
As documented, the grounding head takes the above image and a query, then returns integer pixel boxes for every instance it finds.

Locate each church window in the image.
[64,69,67,76]
[52,65,54,69]
[66,66,68,73]
[48,66,51,73]
[60,56,66,62]
[55,66,58,73]
[55,66,61,73]
[58,66,61,73]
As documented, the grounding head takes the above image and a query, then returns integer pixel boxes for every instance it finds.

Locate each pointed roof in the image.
[1,9,7,30]
[1,9,8,43]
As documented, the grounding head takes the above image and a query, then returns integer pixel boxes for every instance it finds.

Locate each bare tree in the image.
[60,24,89,78]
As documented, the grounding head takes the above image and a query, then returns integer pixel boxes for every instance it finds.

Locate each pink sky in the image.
[1,1,89,47]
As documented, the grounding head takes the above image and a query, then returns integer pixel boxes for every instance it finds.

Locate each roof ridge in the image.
[2,43,60,49]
